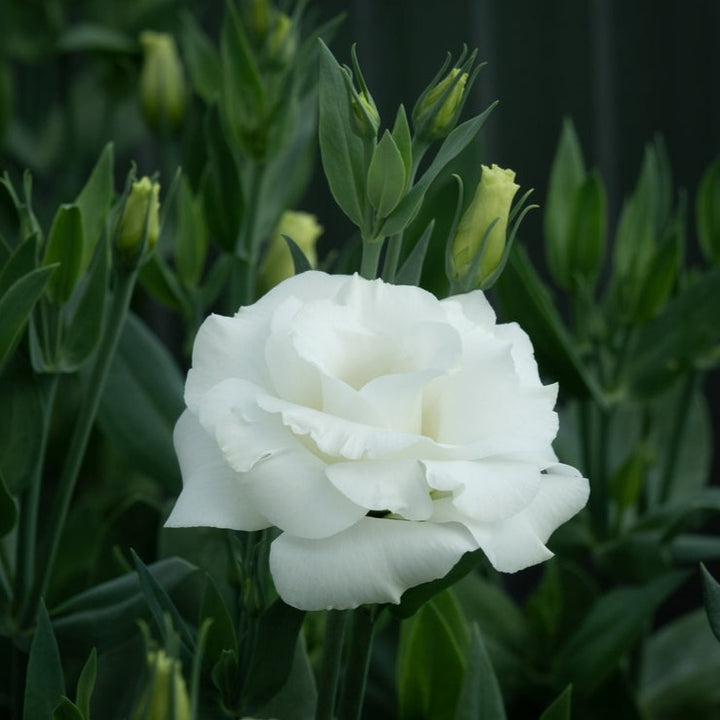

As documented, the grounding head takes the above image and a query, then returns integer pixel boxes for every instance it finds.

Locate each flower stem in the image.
[360,240,383,280]
[337,606,376,720]
[24,267,138,625]
[13,373,59,615]
[315,610,349,720]
[382,233,403,283]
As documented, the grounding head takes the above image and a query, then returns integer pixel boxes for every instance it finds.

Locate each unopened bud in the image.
[139,31,186,132]
[117,177,161,261]
[259,211,322,290]
[133,650,190,720]
[414,68,467,140]
[452,164,519,286]
[267,12,296,67]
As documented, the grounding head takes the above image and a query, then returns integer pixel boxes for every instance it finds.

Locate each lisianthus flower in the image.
[166,272,588,610]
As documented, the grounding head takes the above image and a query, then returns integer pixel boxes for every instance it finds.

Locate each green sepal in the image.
[283,234,313,275]
[24,602,65,720]
[318,40,366,228]
[701,563,720,643]
[455,624,507,720]
[544,118,585,288]
[367,130,406,218]
[43,204,83,304]
[75,142,114,274]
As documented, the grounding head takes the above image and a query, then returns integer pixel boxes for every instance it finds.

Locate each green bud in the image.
[413,68,468,140]
[451,164,520,286]
[116,177,160,261]
[259,210,322,290]
[267,12,296,67]
[139,31,186,132]
[133,650,191,720]
[344,45,380,139]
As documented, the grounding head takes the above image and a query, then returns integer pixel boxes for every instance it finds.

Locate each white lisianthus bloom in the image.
[166,272,589,610]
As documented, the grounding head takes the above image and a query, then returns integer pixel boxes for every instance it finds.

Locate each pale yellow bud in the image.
[415,68,467,139]
[452,164,519,285]
[259,211,322,291]
[139,31,186,132]
[117,177,161,260]
[267,12,296,66]
[133,650,191,720]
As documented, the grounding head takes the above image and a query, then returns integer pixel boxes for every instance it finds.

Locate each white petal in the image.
[424,459,541,522]
[269,517,477,610]
[326,459,433,520]
[242,447,367,539]
[493,321,544,388]
[440,290,496,331]
[166,411,269,530]
[455,463,589,572]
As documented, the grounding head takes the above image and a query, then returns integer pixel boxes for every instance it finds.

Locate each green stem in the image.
[315,610,349,720]
[360,240,383,280]
[337,606,376,720]
[382,233,403,283]
[658,371,700,505]
[14,373,59,615]
[24,268,138,624]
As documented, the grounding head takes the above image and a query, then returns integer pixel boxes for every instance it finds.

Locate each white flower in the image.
[166,272,589,610]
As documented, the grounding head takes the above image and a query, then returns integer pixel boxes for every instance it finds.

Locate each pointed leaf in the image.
[391,105,412,186]
[0,264,56,373]
[44,204,83,303]
[318,41,365,228]
[701,563,720,643]
[199,574,238,668]
[175,177,207,288]
[182,14,223,103]
[367,130,406,218]
[75,143,113,273]
[24,603,65,720]
[283,234,313,275]
[539,686,572,720]
[52,698,84,720]
[0,236,36,297]
[455,624,507,720]
[696,154,720,264]
[0,469,17,537]
[76,647,97,719]
[396,219,435,286]
[566,170,606,285]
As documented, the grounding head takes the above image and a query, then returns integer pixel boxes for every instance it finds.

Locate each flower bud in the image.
[413,68,468,140]
[259,210,322,291]
[139,31,186,132]
[267,12,296,67]
[133,650,191,720]
[117,177,161,261]
[343,45,380,139]
[451,164,519,286]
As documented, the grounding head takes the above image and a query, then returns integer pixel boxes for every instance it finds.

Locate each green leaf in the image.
[44,204,83,304]
[555,571,687,696]
[242,599,306,709]
[567,170,606,286]
[75,647,97,719]
[318,41,366,227]
[539,685,572,720]
[53,557,198,652]
[0,236,36,297]
[544,118,585,288]
[380,102,497,237]
[0,264,56,374]
[367,130,407,218]
[55,24,137,54]
[670,534,720,563]
[640,609,720,717]
[398,588,469,720]
[0,469,17,537]
[701,563,720,643]
[396,219,435,286]
[139,252,191,316]
[175,177,207,288]
[696,154,720,264]
[98,312,184,490]
[52,698,84,720]
[199,574,238,669]
[24,602,65,720]
[75,143,113,273]
[496,246,605,404]
[624,265,720,398]
[182,14,223,104]
[59,235,109,371]
[283,235,313,275]
[0,359,46,492]
[455,624,507,720]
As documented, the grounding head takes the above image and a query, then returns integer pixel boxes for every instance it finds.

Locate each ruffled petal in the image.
[166,411,269,530]
[451,463,589,572]
[326,459,433,520]
[424,459,542,522]
[269,517,477,610]
[242,447,367,539]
